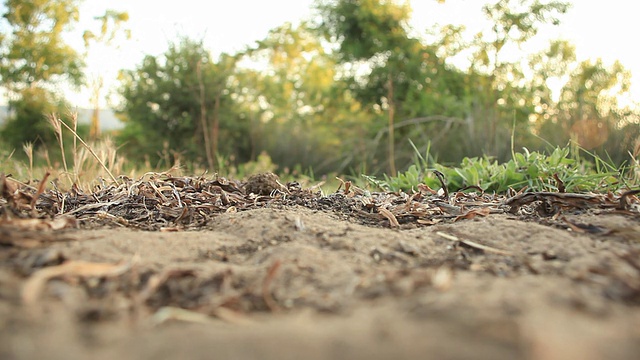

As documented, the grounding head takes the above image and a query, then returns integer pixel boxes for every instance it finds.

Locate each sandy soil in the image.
[1,204,640,360]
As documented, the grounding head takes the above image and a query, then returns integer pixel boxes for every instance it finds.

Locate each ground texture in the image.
[1,173,639,360]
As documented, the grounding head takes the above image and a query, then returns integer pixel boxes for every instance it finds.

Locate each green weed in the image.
[365,140,631,194]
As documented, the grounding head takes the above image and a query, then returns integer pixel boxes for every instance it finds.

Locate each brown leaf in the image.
[379,207,400,228]
[417,183,438,195]
[553,173,565,193]
[1,173,20,200]
[1,174,33,210]
[454,207,491,222]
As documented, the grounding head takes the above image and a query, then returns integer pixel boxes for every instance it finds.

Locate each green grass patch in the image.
[363,141,635,194]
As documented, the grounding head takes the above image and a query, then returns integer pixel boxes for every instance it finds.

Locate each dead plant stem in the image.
[57,118,119,185]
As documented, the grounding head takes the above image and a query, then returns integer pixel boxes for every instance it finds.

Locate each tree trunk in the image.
[196,61,214,170]
[387,73,397,176]
[211,92,220,166]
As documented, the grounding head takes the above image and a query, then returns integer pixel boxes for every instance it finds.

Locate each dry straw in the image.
[47,113,119,186]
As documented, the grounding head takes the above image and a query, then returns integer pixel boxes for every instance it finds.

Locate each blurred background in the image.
[1,0,639,178]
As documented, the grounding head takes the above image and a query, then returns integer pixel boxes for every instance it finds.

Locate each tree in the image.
[553,59,638,163]
[316,0,416,175]
[0,87,71,151]
[117,38,243,168]
[316,0,469,173]
[465,0,570,158]
[524,38,640,163]
[0,0,84,150]
[236,22,370,174]
[0,0,84,90]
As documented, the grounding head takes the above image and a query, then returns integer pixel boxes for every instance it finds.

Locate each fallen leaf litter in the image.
[1,171,639,233]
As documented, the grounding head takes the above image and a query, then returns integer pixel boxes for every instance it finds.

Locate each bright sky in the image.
[8,0,640,109]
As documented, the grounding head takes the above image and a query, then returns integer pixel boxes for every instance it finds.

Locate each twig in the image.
[504,192,602,213]
[617,189,640,210]
[30,171,50,216]
[433,170,449,199]
[63,200,122,215]
[47,114,72,185]
[437,231,513,256]
[553,173,565,193]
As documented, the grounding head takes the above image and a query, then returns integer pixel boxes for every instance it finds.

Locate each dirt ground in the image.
[1,174,640,359]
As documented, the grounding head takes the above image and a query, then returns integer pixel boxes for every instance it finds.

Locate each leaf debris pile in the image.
[1,172,639,234]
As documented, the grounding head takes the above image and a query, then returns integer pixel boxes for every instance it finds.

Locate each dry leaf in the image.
[454,207,491,222]
[379,207,400,228]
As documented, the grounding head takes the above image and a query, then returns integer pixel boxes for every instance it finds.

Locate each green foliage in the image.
[454,0,571,159]
[0,87,70,151]
[315,0,472,175]
[82,10,130,47]
[481,0,570,58]
[534,53,640,164]
[4,0,639,185]
[0,0,84,89]
[236,23,370,174]
[117,38,246,168]
[315,0,412,62]
[0,0,87,161]
[368,142,624,194]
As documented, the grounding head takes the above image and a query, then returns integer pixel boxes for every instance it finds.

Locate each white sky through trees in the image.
[2,0,639,109]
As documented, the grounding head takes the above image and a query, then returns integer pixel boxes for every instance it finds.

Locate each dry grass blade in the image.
[433,170,449,199]
[30,171,50,215]
[22,142,34,182]
[553,173,566,193]
[47,114,71,185]
[211,306,255,325]
[69,111,78,174]
[0,228,74,248]
[55,115,119,185]
[138,269,196,303]
[63,200,123,215]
